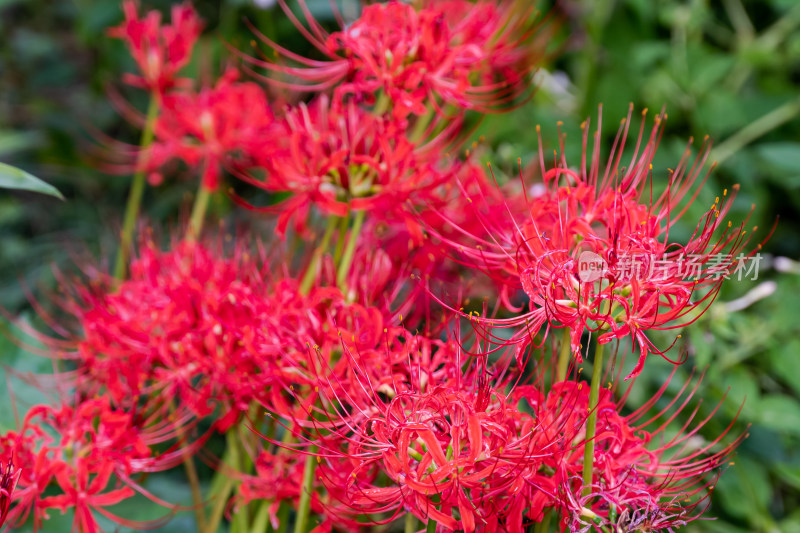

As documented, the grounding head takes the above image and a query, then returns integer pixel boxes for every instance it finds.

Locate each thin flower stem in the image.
[167,400,209,532]
[336,209,367,292]
[711,96,800,165]
[183,448,208,533]
[276,503,290,533]
[556,327,571,382]
[409,107,434,143]
[582,341,606,498]
[534,510,552,533]
[333,212,350,263]
[207,430,243,533]
[373,90,390,115]
[405,513,418,533]
[251,501,270,533]
[300,215,339,295]
[207,475,235,533]
[293,453,318,533]
[114,94,159,279]
[426,518,437,533]
[188,185,212,239]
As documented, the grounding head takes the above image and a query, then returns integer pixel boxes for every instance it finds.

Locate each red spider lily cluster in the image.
[0,1,768,532]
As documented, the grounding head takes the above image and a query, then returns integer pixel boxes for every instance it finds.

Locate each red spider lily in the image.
[34,234,414,433]
[108,0,202,92]
[245,0,548,118]
[0,428,56,531]
[238,451,307,531]
[273,318,741,532]
[0,397,181,532]
[237,450,358,532]
[433,107,769,379]
[239,93,458,237]
[274,330,560,533]
[64,240,310,430]
[10,232,428,529]
[0,455,20,530]
[528,372,741,532]
[40,462,136,533]
[148,69,276,190]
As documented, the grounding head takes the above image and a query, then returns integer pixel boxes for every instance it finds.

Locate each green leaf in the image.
[0,131,42,158]
[769,339,800,395]
[757,394,800,436]
[0,162,64,199]
[756,142,800,173]
[716,457,772,520]
[775,464,800,491]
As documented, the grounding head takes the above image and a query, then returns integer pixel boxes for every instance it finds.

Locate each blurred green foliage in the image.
[1,0,799,531]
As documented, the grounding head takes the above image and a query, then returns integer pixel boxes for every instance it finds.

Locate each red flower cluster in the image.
[275,331,735,532]
[0,397,185,532]
[244,94,463,235]
[0,1,765,532]
[438,107,767,379]
[0,456,20,530]
[149,71,275,190]
[250,0,546,118]
[109,0,202,92]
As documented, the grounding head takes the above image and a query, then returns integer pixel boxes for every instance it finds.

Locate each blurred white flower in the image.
[253,0,276,8]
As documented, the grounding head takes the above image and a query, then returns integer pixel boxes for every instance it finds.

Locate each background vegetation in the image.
[1,0,799,531]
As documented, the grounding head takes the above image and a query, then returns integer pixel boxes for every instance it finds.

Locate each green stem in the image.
[373,90,390,115]
[335,209,366,293]
[207,477,235,533]
[299,215,339,295]
[426,519,437,533]
[582,342,606,498]
[252,501,271,533]
[276,503,290,533]
[405,513,418,533]
[409,107,434,143]
[206,431,242,533]
[184,445,209,533]
[534,510,552,533]
[167,400,209,533]
[333,212,350,264]
[293,453,318,533]
[712,97,800,165]
[188,185,212,239]
[556,328,571,382]
[114,94,159,279]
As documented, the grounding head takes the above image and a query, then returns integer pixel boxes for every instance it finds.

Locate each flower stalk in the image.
[336,209,367,292]
[188,185,212,239]
[405,513,418,533]
[114,94,158,279]
[293,453,317,533]
[582,341,605,497]
[556,328,571,382]
[300,215,339,295]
